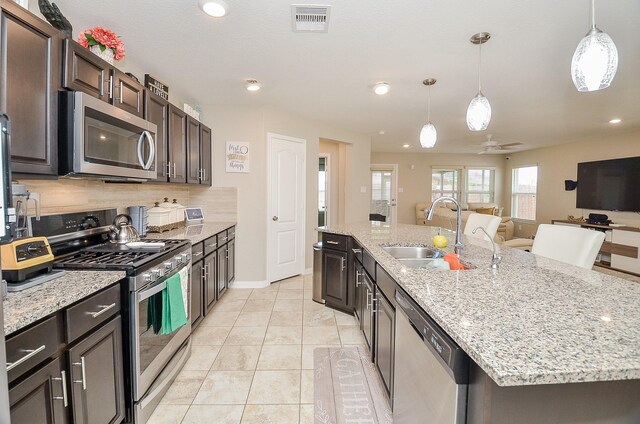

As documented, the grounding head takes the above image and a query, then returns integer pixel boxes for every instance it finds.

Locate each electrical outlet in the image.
[399,187,404,193]
[360,186,367,193]
[518,224,522,231]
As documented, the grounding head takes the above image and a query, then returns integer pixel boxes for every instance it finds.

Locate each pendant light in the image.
[571,0,618,92]
[419,78,437,148]
[466,32,491,132]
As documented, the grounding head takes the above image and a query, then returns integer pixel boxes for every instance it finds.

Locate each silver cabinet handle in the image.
[52,370,68,407]
[202,168,206,181]
[72,357,87,390]
[89,303,116,318]
[355,270,363,287]
[108,75,113,99]
[163,162,169,177]
[341,257,346,271]
[371,297,378,314]
[119,81,124,104]
[207,243,217,248]
[6,345,46,371]
[326,240,339,245]
[221,237,228,242]
[366,292,372,310]
[352,248,362,254]
[201,266,206,282]
[192,251,203,257]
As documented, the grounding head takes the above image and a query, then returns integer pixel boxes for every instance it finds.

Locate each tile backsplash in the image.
[17,179,237,222]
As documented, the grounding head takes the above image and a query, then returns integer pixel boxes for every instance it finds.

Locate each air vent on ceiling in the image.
[291,5,331,33]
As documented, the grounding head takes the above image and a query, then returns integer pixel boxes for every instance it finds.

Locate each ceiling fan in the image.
[474,135,523,154]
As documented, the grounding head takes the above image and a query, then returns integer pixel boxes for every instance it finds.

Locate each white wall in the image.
[370,152,506,224]
[503,130,640,238]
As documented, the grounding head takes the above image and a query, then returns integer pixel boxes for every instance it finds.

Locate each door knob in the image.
[272,216,279,221]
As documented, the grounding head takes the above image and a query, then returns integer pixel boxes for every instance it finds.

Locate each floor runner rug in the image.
[314,346,392,424]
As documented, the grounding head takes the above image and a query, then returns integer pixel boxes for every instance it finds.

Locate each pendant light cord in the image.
[427,84,431,122]
[478,42,483,93]
[591,0,596,29]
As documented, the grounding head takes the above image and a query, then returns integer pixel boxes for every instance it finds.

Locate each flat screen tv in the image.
[576,156,640,212]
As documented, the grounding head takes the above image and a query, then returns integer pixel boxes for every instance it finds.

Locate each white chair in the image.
[463,213,502,242]
[531,224,605,269]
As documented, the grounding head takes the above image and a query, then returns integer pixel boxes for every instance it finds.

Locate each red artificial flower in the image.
[77,26,126,61]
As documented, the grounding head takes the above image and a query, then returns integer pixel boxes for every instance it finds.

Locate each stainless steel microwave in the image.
[59,91,157,180]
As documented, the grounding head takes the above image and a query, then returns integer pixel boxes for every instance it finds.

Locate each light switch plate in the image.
[360,186,367,193]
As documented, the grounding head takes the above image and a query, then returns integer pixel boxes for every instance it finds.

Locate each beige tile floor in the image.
[148,274,365,424]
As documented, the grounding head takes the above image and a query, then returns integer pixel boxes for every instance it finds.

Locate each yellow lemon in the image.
[433,234,448,248]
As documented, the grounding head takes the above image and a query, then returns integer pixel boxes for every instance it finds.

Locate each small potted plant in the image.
[78,27,125,65]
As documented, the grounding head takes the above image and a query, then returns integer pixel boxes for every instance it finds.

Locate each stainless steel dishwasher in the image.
[393,289,470,424]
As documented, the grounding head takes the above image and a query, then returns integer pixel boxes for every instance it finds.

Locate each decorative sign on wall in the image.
[144,74,169,101]
[226,141,250,173]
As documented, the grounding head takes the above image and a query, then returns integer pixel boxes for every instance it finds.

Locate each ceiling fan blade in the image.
[499,142,524,148]
[477,150,486,155]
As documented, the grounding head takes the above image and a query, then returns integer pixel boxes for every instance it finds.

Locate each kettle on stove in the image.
[109,214,141,244]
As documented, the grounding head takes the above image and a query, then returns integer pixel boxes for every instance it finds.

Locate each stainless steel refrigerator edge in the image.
[1,115,15,423]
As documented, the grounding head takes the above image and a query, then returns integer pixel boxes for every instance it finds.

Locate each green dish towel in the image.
[161,272,188,335]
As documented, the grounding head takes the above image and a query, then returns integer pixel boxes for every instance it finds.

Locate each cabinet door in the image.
[322,250,348,308]
[186,116,201,184]
[68,316,125,424]
[199,124,212,186]
[111,69,144,117]
[227,239,235,284]
[62,38,109,102]
[9,357,69,424]
[191,260,204,327]
[144,90,169,182]
[217,244,227,298]
[374,292,394,397]
[354,261,364,323]
[362,275,374,354]
[167,105,187,183]
[1,2,60,175]
[204,252,217,312]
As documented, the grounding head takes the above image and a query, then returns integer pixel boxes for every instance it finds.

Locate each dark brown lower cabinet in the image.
[227,239,235,284]
[67,316,125,424]
[204,252,217,312]
[354,260,364,323]
[217,245,227,297]
[374,292,395,397]
[191,260,204,327]
[362,273,374,354]
[323,249,348,308]
[9,357,69,424]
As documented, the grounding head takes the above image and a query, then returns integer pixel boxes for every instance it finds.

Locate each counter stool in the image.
[531,224,605,269]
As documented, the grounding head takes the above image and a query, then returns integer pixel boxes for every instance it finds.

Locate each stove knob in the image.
[182,253,190,262]
[164,261,173,270]
[143,273,152,282]
[151,269,161,279]
[176,256,183,264]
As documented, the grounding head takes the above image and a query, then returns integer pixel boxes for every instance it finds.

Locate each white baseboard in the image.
[229,280,270,289]
[303,267,312,275]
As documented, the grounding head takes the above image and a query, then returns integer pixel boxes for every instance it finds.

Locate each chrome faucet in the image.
[472,226,502,269]
[426,196,464,254]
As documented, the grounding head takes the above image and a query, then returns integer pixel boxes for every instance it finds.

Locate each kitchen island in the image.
[320,222,640,423]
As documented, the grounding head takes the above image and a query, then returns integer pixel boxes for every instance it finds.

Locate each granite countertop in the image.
[144,221,235,245]
[319,222,640,387]
[3,270,125,336]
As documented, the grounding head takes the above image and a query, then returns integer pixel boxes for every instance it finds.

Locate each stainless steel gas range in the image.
[32,209,192,423]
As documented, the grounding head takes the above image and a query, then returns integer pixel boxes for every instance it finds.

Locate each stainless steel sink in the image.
[381,246,438,259]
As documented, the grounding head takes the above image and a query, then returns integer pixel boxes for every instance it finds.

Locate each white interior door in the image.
[370,164,398,224]
[267,133,306,283]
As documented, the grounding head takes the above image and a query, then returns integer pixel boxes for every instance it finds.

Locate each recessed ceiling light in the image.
[245,79,262,92]
[378,130,385,135]
[402,144,410,148]
[373,82,390,95]
[199,0,228,17]
[609,118,622,124]
[600,315,612,322]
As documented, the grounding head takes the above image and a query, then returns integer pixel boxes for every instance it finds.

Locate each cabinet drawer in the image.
[65,284,121,343]
[376,264,396,308]
[218,230,229,245]
[204,235,218,256]
[322,233,348,252]
[363,249,376,280]
[192,242,204,261]
[227,226,235,241]
[351,238,363,263]
[6,314,64,383]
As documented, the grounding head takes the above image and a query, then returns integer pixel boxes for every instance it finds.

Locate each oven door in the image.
[132,264,191,400]
[73,92,157,180]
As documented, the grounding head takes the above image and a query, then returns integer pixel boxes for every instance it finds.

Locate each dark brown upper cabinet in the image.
[63,39,144,118]
[144,90,169,182]
[167,104,187,183]
[0,1,61,176]
[186,115,201,184]
[200,124,212,186]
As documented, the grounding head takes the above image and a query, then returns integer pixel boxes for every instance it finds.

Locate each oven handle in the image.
[138,281,167,301]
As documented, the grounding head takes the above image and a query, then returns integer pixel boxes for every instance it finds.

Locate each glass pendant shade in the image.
[419,122,437,148]
[466,93,491,131]
[571,28,618,92]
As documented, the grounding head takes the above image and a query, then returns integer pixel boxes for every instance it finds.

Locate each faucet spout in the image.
[426,196,464,254]
[472,226,502,269]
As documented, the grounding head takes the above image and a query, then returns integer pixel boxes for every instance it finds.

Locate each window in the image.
[465,168,495,203]
[318,157,328,227]
[511,166,538,220]
[431,169,461,200]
